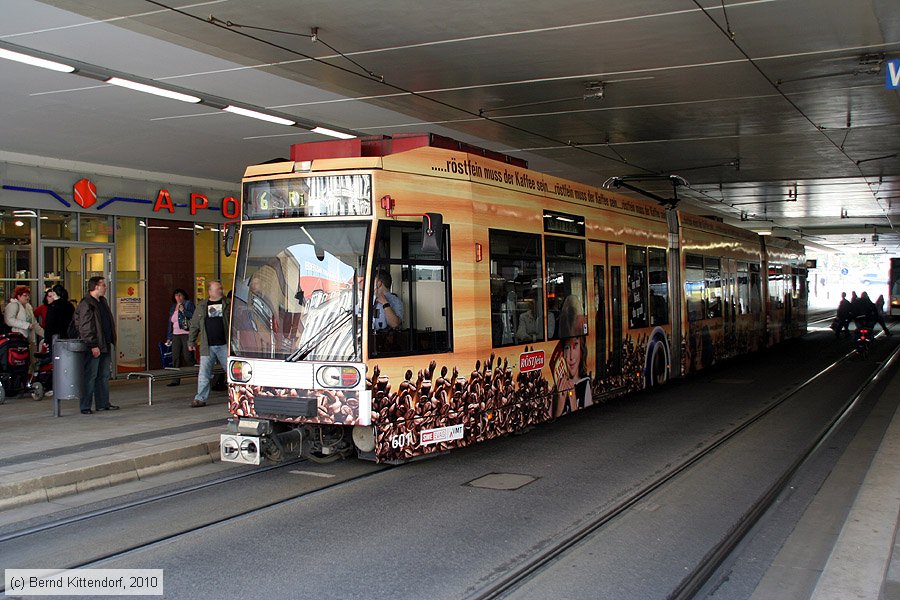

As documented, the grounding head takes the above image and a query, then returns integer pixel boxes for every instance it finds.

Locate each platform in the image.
[0,377,229,512]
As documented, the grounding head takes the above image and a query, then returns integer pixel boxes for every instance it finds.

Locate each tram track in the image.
[0,458,308,545]
[0,458,391,592]
[465,334,900,600]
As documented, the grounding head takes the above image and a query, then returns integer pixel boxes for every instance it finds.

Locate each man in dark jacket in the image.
[74,276,118,414]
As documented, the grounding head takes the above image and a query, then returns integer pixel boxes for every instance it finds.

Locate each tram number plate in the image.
[390,432,415,449]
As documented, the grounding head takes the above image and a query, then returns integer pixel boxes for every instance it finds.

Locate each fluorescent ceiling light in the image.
[106,77,201,103]
[311,126,355,140]
[223,105,295,126]
[0,48,75,73]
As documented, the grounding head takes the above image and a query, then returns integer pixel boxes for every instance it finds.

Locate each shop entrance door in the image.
[42,246,111,303]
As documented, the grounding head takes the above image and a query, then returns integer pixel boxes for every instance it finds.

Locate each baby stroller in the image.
[0,332,50,404]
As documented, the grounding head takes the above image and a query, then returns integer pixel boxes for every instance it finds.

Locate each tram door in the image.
[591,243,625,378]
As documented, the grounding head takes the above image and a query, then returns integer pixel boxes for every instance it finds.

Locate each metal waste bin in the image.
[52,337,86,417]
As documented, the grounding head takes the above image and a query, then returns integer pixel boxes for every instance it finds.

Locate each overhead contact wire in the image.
[141,0,656,174]
[691,0,895,231]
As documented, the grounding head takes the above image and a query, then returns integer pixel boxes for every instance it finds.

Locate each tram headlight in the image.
[316,365,360,388]
[230,360,252,382]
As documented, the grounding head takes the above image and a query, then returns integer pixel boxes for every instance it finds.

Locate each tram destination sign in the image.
[543,210,585,236]
[243,174,372,219]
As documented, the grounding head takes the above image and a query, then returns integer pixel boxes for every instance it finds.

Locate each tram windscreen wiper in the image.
[285,309,353,362]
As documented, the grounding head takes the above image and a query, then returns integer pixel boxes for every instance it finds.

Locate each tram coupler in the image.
[221,418,272,465]
[221,418,305,464]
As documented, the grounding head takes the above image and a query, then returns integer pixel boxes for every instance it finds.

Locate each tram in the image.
[890,258,900,317]
[220,133,806,465]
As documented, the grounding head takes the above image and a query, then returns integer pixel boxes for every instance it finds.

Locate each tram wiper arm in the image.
[285,309,353,362]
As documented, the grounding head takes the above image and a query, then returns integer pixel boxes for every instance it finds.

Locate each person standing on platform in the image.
[875,294,891,336]
[188,280,230,408]
[73,276,118,414]
[165,288,195,386]
[834,292,852,336]
[44,284,74,351]
[33,288,51,337]
[4,285,44,375]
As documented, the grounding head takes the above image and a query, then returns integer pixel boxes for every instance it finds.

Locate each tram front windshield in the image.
[230,222,368,362]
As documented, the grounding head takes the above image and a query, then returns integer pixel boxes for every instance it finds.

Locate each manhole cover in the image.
[466,473,537,490]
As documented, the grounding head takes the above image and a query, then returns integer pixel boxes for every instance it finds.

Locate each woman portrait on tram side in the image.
[552,294,593,417]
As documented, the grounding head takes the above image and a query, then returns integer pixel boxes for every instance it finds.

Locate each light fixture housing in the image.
[223,105,295,126]
[0,47,75,73]
[106,77,201,103]
[311,126,356,139]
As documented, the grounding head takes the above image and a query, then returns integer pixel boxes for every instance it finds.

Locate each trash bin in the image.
[52,337,86,417]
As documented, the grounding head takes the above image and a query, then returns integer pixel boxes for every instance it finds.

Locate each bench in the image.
[125,365,224,406]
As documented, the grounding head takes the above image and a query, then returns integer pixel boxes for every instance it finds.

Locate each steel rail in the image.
[465,339,895,600]
[0,458,305,545]
[0,463,393,594]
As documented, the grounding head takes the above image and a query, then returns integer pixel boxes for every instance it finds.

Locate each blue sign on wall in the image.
[888,59,900,90]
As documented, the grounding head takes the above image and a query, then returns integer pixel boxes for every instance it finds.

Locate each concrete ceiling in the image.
[2,0,899,253]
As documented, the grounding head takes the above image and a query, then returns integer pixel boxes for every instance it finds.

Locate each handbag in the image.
[177,310,190,330]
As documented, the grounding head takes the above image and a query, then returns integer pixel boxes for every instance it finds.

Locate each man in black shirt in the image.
[188,281,230,407]
[73,276,118,414]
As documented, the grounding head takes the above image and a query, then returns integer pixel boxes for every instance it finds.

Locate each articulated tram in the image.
[220,133,806,465]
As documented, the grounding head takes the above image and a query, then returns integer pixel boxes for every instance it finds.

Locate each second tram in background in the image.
[220,133,807,465]
[891,258,900,317]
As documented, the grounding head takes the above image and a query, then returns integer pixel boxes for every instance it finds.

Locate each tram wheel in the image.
[644,327,670,388]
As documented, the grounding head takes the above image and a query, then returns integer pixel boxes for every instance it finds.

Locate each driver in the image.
[372,270,402,331]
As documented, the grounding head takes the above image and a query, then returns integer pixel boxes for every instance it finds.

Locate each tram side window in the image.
[685,254,705,322]
[749,263,762,314]
[489,230,544,347]
[768,266,785,308]
[705,257,722,318]
[545,236,586,340]
[648,247,669,326]
[370,221,452,356]
[626,246,648,329]
[737,262,750,315]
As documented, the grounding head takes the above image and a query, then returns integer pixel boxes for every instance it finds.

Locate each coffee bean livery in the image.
[221,133,807,465]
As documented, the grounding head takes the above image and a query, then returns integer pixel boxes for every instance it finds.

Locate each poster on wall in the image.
[117,296,145,372]
[196,276,206,301]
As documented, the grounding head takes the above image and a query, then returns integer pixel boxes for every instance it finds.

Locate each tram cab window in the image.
[685,255,705,322]
[370,221,452,357]
[544,236,586,340]
[489,230,544,347]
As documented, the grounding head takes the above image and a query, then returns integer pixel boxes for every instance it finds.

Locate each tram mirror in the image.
[422,212,443,254]
[223,222,237,257]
